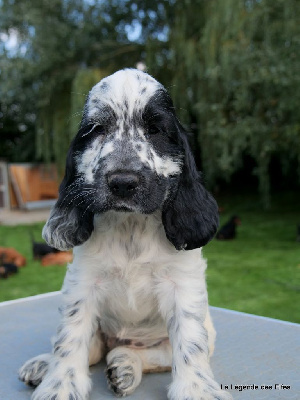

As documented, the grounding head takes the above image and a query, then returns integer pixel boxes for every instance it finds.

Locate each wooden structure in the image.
[0,162,59,210]
[0,162,10,209]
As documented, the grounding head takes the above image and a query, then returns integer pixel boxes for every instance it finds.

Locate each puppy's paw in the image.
[106,347,142,397]
[106,364,137,397]
[31,366,90,400]
[168,378,233,400]
[19,353,51,387]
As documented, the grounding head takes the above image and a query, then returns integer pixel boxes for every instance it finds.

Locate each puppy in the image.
[19,69,232,400]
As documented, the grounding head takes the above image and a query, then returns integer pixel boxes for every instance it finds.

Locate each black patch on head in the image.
[80,102,116,133]
[141,90,184,171]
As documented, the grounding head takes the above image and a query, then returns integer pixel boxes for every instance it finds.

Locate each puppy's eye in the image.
[148,125,161,135]
[82,124,105,137]
[94,125,106,135]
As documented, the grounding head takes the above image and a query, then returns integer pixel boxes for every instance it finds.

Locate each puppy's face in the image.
[43,69,219,251]
[66,69,184,215]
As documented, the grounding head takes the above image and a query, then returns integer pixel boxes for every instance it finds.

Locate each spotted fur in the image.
[19,69,232,400]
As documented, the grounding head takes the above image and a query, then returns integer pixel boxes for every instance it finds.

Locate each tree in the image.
[0,0,167,170]
[163,0,300,206]
[1,0,299,205]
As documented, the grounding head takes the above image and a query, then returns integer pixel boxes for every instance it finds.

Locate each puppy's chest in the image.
[75,213,173,337]
[94,253,161,339]
[85,215,171,321]
[101,252,159,323]
[106,273,157,319]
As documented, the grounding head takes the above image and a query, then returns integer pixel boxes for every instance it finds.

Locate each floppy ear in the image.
[42,140,94,251]
[162,124,219,250]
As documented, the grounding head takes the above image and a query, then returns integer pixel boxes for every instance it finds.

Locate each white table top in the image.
[1,292,299,399]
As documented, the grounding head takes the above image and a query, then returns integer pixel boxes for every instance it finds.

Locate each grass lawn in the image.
[204,191,300,323]
[0,192,299,323]
[0,222,67,301]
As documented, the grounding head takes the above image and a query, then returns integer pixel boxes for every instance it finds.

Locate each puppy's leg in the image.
[155,266,232,400]
[89,330,105,366]
[22,275,105,400]
[136,340,172,373]
[19,330,104,390]
[204,309,216,358]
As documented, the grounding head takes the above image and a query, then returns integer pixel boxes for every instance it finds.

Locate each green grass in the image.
[204,191,300,323]
[0,192,299,323]
[0,223,66,301]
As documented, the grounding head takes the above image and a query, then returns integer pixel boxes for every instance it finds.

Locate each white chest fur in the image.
[63,211,205,342]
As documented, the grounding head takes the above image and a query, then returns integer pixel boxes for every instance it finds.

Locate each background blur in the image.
[0,0,299,322]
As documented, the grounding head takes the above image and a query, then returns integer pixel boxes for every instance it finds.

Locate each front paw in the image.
[19,353,51,387]
[168,379,233,400]
[31,368,91,400]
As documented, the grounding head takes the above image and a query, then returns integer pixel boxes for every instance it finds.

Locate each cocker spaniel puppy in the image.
[19,69,232,400]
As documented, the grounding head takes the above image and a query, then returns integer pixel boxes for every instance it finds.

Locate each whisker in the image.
[59,187,97,208]
[82,199,96,216]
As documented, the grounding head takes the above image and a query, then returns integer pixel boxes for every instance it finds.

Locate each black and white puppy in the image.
[19,69,232,400]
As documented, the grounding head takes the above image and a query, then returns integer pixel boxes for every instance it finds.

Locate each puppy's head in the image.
[43,69,218,250]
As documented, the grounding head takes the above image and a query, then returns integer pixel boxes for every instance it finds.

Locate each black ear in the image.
[162,125,219,250]
[42,140,94,250]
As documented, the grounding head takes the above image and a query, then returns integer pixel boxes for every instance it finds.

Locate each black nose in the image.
[107,172,139,198]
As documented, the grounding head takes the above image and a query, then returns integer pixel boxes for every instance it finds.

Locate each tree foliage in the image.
[1,0,299,205]
[0,0,167,169]
[164,0,300,206]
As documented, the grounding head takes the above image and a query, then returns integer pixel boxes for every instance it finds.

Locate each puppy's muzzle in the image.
[107,172,140,198]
